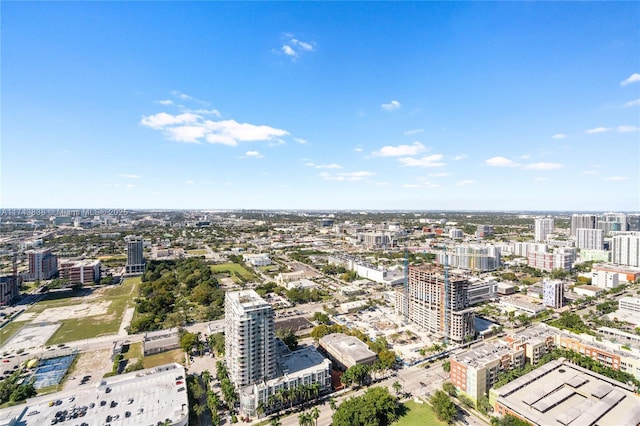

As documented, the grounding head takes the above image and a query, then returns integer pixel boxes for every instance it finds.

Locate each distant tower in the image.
[543,280,564,309]
[125,235,145,275]
[225,290,277,387]
[534,218,554,242]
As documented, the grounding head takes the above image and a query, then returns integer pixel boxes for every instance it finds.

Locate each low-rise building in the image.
[318,333,377,371]
[592,263,640,283]
[492,359,639,426]
[143,328,181,356]
[573,285,605,298]
[450,342,524,401]
[58,259,101,285]
[619,297,640,314]
[243,253,271,267]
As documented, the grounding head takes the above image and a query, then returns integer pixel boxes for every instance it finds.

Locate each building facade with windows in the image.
[125,235,145,275]
[534,218,554,242]
[26,248,58,281]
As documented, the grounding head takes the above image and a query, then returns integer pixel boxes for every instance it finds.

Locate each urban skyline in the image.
[2,2,639,211]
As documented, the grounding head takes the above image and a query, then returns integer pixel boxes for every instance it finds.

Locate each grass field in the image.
[123,342,143,360]
[44,277,140,345]
[393,400,447,426]
[186,249,208,256]
[143,349,185,369]
[210,263,257,281]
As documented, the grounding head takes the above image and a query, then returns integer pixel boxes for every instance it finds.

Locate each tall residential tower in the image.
[125,235,145,275]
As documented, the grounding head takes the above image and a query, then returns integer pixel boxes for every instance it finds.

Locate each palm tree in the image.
[311,383,320,402]
[267,394,276,413]
[256,402,266,419]
[201,370,211,387]
[392,381,402,396]
[329,397,337,414]
[311,406,320,426]
[298,412,309,426]
[270,417,282,426]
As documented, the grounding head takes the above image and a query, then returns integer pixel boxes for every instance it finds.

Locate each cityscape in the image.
[2,2,640,426]
[0,210,639,426]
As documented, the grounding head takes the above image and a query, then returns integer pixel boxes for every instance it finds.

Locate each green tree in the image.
[442,360,451,373]
[208,332,225,356]
[276,328,299,351]
[442,381,456,397]
[180,331,200,354]
[312,312,330,324]
[430,390,457,423]
[332,387,398,426]
[392,381,402,395]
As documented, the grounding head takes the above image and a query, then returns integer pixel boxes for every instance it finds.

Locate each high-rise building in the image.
[26,248,58,281]
[436,244,502,272]
[611,232,640,268]
[575,228,604,250]
[395,266,475,343]
[542,279,564,308]
[125,235,145,275]
[534,218,554,242]
[0,276,19,305]
[225,290,277,387]
[628,214,640,232]
[570,214,597,237]
[598,213,627,236]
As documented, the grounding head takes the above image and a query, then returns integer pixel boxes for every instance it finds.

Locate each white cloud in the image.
[156,99,173,106]
[140,112,200,129]
[185,180,195,184]
[452,154,467,161]
[354,147,363,152]
[523,162,563,170]
[618,125,639,133]
[552,133,566,140]
[398,154,446,168]
[291,39,314,51]
[268,139,286,147]
[623,99,640,108]
[373,142,426,157]
[171,90,193,101]
[428,172,450,177]
[485,156,520,167]
[403,184,422,189]
[166,126,208,143]
[404,128,424,135]
[118,174,141,179]
[245,151,264,158]
[534,177,550,182]
[605,176,628,181]
[188,108,222,118]
[620,73,640,86]
[320,171,374,181]
[282,45,297,57]
[585,127,612,134]
[381,100,401,111]
[456,180,475,186]
[294,138,308,144]
[315,164,343,169]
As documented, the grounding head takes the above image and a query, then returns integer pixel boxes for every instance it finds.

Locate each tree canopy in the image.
[332,387,398,426]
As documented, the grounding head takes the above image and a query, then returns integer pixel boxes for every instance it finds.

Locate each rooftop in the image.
[494,359,640,426]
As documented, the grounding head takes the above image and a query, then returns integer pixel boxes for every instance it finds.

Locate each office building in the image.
[592,269,619,289]
[449,228,464,239]
[534,218,554,242]
[575,228,604,250]
[475,225,494,238]
[527,251,572,272]
[58,259,101,285]
[513,242,548,258]
[225,290,277,387]
[0,276,19,306]
[395,266,475,343]
[318,333,377,370]
[26,248,58,281]
[467,278,498,305]
[619,297,640,314]
[611,232,640,268]
[125,235,145,275]
[542,279,563,308]
[628,214,640,232]
[450,342,524,401]
[591,263,640,283]
[570,214,597,237]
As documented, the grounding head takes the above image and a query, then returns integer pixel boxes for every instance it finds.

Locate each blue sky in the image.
[2,2,639,211]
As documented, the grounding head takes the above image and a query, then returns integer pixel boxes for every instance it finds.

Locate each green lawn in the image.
[186,249,208,256]
[210,263,257,281]
[123,341,143,360]
[394,400,447,426]
[143,349,185,368]
[45,277,140,345]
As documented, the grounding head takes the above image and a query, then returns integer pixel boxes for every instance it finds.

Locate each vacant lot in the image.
[394,400,447,426]
[143,349,185,369]
[210,263,257,282]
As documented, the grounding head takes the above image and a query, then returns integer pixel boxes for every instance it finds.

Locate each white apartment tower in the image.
[534,218,554,242]
[576,228,604,250]
[611,232,640,268]
[571,214,597,237]
[225,290,277,387]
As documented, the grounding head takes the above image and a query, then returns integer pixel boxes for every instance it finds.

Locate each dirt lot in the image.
[63,348,112,390]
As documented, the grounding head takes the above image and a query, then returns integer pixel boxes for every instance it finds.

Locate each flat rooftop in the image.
[319,333,376,363]
[494,359,640,426]
[453,342,520,369]
[0,363,188,426]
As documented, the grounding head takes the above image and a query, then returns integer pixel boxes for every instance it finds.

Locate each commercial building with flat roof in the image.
[58,259,101,285]
[0,363,188,426]
[143,328,181,355]
[318,333,377,370]
[492,359,640,426]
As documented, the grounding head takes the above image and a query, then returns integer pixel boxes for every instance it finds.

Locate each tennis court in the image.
[30,354,76,389]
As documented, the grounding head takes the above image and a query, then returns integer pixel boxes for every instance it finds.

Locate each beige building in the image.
[318,333,377,370]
